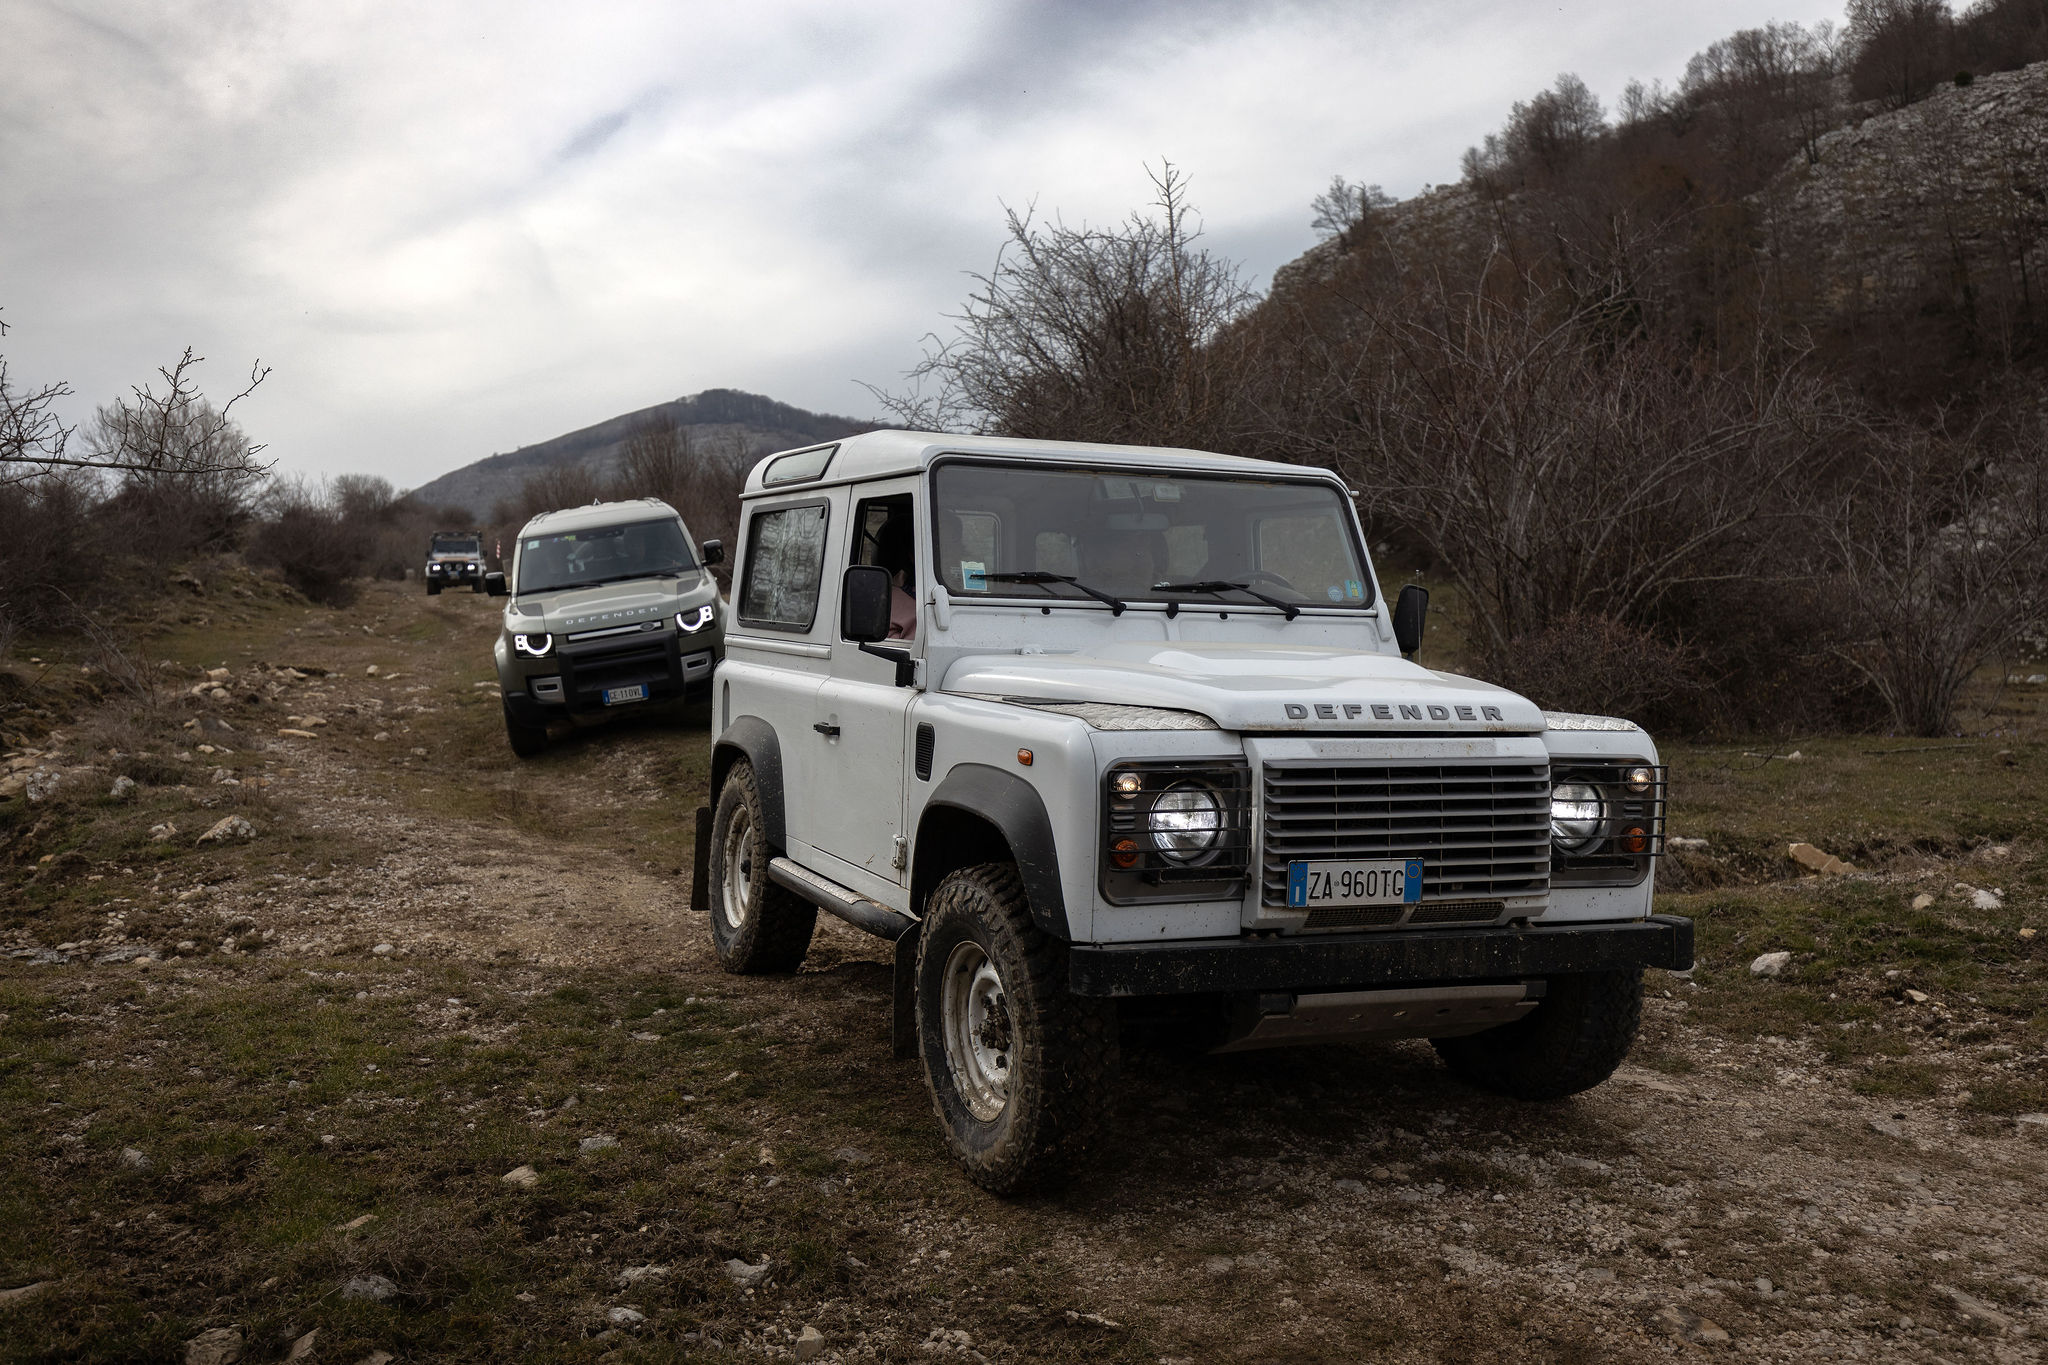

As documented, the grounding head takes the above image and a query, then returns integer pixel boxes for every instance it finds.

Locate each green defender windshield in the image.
[930,462,1373,610]
[516,518,697,594]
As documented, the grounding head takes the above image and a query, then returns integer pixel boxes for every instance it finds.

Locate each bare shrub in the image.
[867,163,1257,449]
[1477,614,1704,727]
[1820,420,2048,734]
[246,479,370,607]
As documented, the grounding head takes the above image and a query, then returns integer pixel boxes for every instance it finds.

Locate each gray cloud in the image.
[1,0,1844,491]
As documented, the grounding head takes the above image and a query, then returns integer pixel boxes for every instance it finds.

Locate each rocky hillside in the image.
[408,388,881,520]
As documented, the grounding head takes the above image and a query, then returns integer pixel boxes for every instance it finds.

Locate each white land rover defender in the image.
[693,432,1692,1193]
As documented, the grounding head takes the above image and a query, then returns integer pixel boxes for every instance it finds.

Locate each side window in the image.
[850,493,915,643]
[737,501,830,631]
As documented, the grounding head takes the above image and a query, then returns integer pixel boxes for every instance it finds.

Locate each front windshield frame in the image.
[514,516,700,595]
[927,456,1376,613]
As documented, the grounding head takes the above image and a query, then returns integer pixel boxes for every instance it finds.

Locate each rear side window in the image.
[737,501,830,631]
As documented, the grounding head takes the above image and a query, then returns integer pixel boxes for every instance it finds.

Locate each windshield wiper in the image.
[982,571,1127,616]
[1152,580,1300,621]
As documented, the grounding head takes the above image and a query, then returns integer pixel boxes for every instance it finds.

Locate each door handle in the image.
[813,723,840,737]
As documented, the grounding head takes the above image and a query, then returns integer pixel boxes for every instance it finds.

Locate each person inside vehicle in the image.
[873,514,917,641]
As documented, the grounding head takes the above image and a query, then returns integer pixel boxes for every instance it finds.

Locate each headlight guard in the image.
[1101,761,1250,904]
[1549,760,1666,885]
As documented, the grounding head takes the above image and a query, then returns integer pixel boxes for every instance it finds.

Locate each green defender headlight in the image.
[512,632,553,658]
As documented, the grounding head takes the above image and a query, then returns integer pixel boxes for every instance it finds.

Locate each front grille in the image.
[560,637,675,706]
[1261,761,1551,910]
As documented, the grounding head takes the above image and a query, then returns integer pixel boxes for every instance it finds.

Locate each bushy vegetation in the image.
[874,3,2048,739]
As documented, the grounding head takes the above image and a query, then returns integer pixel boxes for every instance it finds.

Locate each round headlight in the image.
[1149,782,1221,864]
[1550,782,1604,851]
[675,604,715,633]
[513,632,553,658]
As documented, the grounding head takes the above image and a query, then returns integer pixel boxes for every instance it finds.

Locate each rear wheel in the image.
[706,762,814,973]
[503,699,548,758]
[916,863,1115,1193]
[1432,969,1643,1100]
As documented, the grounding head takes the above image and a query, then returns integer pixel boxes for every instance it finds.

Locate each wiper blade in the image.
[982,571,1127,616]
[1152,579,1300,621]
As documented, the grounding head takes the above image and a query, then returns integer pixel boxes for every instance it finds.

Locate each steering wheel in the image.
[1245,570,1296,592]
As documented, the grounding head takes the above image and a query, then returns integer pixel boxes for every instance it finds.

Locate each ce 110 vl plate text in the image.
[1287,858,1424,909]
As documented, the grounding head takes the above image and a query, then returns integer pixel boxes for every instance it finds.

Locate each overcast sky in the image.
[3,0,1844,491]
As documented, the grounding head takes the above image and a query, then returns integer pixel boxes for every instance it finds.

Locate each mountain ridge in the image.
[407,387,882,519]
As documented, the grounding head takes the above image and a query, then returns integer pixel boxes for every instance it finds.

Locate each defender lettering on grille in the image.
[1282,702,1504,722]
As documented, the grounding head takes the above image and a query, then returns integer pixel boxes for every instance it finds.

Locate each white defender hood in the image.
[943,642,1545,734]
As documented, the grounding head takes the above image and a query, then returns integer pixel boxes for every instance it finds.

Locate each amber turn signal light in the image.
[1016,748,1034,766]
[1110,837,1139,869]
[1622,826,1649,853]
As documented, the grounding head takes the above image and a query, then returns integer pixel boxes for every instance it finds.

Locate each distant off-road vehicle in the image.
[487,498,724,757]
[424,531,486,594]
[694,431,1692,1193]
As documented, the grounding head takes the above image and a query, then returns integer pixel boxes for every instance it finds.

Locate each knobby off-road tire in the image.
[1432,968,1643,1101]
[427,583,442,596]
[916,862,1116,1194]
[706,761,815,974]
[471,580,485,594]
[503,700,548,759]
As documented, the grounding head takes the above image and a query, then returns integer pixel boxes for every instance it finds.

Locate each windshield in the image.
[431,538,480,556]
[931,462,1372,609]
[516,517,697,594]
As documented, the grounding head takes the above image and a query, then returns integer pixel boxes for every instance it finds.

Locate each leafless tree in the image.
[1848,0,1956,109]
[1309,176,1394,244]
[1502,74,1607,179]
[1263,264,1851,669]
[0,311,76,475]
[1820,421,2048,734]
[866,163,1257,449]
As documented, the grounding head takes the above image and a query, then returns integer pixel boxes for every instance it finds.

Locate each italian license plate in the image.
[1287,858,1424,909]
[602,684,648,706]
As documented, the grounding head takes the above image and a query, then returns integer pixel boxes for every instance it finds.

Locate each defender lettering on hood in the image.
[1284,702,1506,722]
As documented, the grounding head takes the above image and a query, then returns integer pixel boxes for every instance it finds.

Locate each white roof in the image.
[741,430,1337,496]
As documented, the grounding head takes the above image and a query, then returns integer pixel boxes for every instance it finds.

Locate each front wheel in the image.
[427,583,442,596]
[916,863,1115,1194]
[471,580,485,593]
[1432,968,1643,1100]
[503,700,548,758]
[706,762,815,973]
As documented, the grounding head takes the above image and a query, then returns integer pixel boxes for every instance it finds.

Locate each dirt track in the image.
[7,577,2046,1361]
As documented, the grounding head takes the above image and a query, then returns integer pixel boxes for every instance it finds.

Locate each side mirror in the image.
[1392,584,1428,657]
[841,565,893,642]
[484,571,508,598]
[700,539,724,568]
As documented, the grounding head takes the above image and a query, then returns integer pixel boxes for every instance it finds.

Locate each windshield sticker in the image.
[1346,579,1364,600]
[1326,586,1343,601]
[960,561,987,591]
[1153,484,1181,502]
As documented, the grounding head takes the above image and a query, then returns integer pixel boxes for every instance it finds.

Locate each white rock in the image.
[285,1329,317,1361]
[120,1147,152,1171]
[1202,1255,1235,1276]
[606,1306,645,1327]
[340,1274,397,1302]
[2013,1113,2048,1128]
[579,1134,618,1152]
[196,815,255,844]
[182,1325,244,1365]
[25,769,60,803]
[370,943,393,956]
[1749,951,1792,978]
[1972,888,2003,911]
[149,822,178,841]
[722,1257,770,1287]
[794,1325,825,1361]
[1666,836,1710,851]
[501,1165,540,1188]
[617,1264,669,1287]
[109,776,137,800]
[1910,892,1935,910]
[1868,1117,1905,1138]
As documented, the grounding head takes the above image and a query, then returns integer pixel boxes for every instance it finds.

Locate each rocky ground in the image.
[2,575,2044,1363]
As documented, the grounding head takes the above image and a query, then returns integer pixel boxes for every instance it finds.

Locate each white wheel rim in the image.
[720,805,752,931]
[940,940,1012,1122]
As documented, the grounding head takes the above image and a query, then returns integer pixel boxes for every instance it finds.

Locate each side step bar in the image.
[768,857,916,943]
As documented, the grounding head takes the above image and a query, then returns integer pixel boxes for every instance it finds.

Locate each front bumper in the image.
[1067,914,1693,998]
[506,635,717,716]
